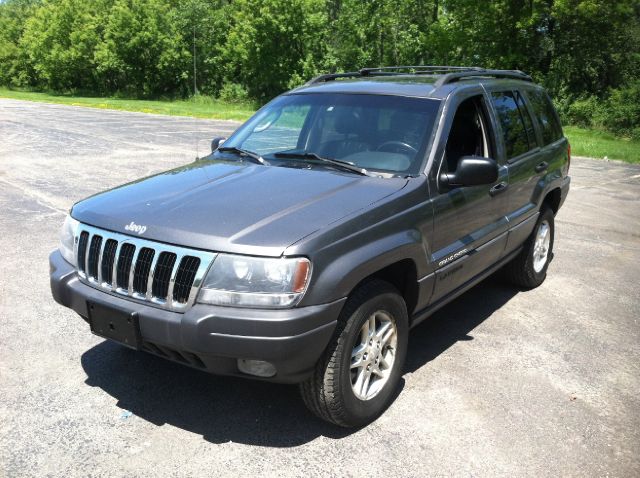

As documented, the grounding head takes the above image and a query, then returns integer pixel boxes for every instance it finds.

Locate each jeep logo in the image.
[124,221,147,235]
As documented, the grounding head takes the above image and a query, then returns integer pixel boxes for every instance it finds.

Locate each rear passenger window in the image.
[491,91,534,159]
[515,91,537,147]
[526,89,563,145]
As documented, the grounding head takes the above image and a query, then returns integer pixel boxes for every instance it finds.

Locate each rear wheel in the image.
[300,280,408,427]
[503,206,555,288]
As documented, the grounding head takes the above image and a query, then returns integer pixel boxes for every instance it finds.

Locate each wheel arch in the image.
[542,187,562,214]
[299,231,428,314]
[352,259,419,316]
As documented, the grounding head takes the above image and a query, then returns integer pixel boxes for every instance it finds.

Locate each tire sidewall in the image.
[526,208,555,283]
[337,288,408,426]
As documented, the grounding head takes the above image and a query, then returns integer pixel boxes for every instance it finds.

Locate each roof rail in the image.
[304,66,533,86]
[359,65,484,75]
[304,71,360,85]
[434,69,532,87]
[304,70,400,85]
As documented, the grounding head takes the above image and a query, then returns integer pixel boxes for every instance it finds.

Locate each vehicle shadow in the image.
[81,341,356,446]
[406,275,520,373]
[80,275,519,447]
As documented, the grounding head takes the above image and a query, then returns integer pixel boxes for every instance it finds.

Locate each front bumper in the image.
[50,250,344,383]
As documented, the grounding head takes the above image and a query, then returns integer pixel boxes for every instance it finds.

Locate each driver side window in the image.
[444,96,491,173]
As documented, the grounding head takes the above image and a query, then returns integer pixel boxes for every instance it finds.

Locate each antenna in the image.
[192,13,199,160]
[195,125,200,161]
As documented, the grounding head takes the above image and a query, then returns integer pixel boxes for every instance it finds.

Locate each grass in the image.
[0,88,256,122]
[1,88,638,163]
[564,126,640,164]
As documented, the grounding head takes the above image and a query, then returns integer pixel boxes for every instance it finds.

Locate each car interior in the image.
[310,105,428,171]
[443,96,491,173]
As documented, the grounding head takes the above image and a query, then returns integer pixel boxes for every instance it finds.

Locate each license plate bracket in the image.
[88,301,141,349]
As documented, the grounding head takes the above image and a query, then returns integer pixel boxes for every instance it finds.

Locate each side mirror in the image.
[211,136,227,152]
[440,156,499,188]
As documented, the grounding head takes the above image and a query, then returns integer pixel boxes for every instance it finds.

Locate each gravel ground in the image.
[1,99,639,477]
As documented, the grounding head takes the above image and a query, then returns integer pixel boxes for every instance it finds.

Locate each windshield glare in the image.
[219,93,440,175]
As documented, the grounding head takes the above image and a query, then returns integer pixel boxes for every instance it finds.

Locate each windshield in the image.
[218,93,441,175]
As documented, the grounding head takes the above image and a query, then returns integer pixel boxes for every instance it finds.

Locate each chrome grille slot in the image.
[73,224,216,312]
[87,235,103,280]
[152,252,177,299]
[77,231,89,274]
[116,243,136,289]
[100,239,118,285]
[173,256,201,303]
[133,248,155,294]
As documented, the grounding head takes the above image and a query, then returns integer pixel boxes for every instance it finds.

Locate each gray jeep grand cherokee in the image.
[50,66,570,427]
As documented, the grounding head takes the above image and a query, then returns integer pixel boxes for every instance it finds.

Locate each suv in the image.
[50,66,570,427]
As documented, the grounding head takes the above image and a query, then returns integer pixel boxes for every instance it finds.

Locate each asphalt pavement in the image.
[1,99,639,477]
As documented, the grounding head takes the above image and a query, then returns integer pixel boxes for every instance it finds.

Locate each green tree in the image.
[175,0,234,97]
[94,0,191,96]
[0,0,638,135]
[219,0,329,100]
[19,0,104,91]
[548,0,640,95]
[0,0,39,87]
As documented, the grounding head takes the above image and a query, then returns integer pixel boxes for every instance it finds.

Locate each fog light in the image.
[237,359,276,378]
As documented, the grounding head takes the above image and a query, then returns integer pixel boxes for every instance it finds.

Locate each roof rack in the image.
[433,69,532,86]
[304,66,532,86]
[359,65,484,75]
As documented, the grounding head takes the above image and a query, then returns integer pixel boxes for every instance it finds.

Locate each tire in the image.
[300,279,408,427]
[503,206,555,289]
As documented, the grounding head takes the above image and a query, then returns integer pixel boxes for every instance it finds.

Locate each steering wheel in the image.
[376,141,418,155]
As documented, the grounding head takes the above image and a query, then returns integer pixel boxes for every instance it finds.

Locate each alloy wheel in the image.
[350,311,398,400]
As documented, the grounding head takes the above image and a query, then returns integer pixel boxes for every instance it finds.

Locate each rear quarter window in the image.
[526,89,563,145]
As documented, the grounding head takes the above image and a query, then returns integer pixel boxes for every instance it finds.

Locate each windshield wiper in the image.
[217,146,269,165]
[274,151,373,177]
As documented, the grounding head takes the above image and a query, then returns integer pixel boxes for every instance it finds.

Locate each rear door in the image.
[486,89,544,252]
[523,88,567,177]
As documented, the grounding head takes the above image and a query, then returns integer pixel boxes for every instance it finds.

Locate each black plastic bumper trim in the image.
[50,250,344,383]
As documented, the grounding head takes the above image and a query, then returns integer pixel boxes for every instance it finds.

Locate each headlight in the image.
[198,254,311,308]
[59,214,80,266]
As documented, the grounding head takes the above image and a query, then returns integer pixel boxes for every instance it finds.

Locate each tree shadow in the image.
[80,275,519,447]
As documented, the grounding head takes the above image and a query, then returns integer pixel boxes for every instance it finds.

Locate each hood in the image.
[72,159,408,256]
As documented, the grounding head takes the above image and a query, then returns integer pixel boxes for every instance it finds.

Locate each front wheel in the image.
[300,280,408,427]
[503,207,555,289]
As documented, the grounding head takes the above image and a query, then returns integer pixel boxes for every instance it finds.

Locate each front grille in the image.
[173,256,201,303]
[87,235,103,279]
[133,247,155,294]
[74,224,215,311]
[152,252,177,299]
[116,243,136,289]
[77,231,89,273]
[100,239,118,285]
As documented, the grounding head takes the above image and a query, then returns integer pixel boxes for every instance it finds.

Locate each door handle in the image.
[535,161,548,173]
[489,181,508,197]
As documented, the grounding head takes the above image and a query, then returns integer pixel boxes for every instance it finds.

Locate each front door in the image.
[429,92,510,303]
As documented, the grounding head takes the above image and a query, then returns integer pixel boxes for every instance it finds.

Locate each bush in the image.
[561,81,640,139]
[565,96,602,129]
[600,81,640,139]
[218,82,249,102]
